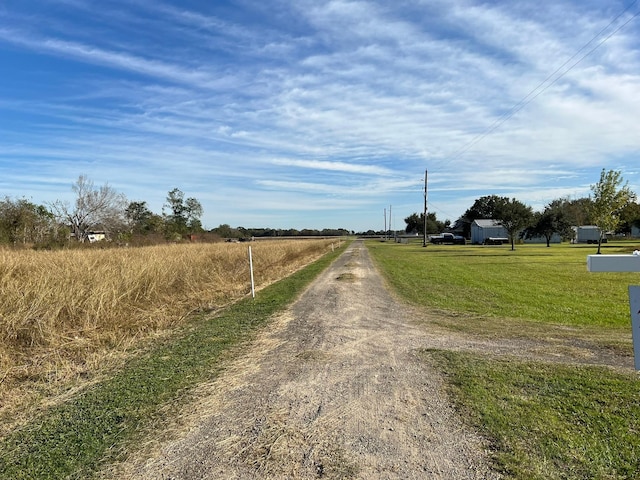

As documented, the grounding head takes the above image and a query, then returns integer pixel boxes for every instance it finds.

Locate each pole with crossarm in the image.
[587,253,640,370]
[423,170,428,248]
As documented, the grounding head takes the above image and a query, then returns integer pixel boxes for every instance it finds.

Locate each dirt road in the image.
[112,240,499,479]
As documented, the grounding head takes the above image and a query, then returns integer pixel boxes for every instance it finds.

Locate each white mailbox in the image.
[588,252,640,370]
[587,254,640,272]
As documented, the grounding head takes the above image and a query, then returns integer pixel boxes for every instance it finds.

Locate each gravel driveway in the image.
[107,239,500,479]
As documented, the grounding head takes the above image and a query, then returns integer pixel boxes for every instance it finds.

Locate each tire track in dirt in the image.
[109,240,500,479]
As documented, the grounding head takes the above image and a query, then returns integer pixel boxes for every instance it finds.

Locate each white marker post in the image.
[248,246,255,299]
[587,253,640,370]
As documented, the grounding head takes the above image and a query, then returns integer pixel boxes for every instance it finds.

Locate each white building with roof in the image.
[470,219,508,245]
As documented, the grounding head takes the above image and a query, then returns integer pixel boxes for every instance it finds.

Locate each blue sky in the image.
[1,0,639,232]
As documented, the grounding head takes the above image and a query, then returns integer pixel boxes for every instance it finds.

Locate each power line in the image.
[427,201,457,220]
[417,3,640,223]
[439,1,640,165]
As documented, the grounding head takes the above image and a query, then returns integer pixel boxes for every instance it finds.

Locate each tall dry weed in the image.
[0,239,338,413]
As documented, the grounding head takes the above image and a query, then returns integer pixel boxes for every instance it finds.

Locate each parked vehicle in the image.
[573,226,606,244]
[429,233,466,245]
[483,237,509,245]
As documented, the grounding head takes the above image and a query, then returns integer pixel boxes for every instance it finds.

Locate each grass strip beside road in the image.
[425,350,640,480]
[0,242,347,480]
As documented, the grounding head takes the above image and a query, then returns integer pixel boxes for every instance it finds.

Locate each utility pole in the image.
[389,205,392,241]
[384,208,387,240]
[423,169,428,247]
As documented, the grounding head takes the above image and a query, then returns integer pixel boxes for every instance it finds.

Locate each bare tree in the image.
[49,175,128,242]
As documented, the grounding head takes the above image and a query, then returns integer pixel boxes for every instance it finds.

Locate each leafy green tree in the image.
[404,212,446,235]
[457,195,509,238]
[125,201,163,235]
[163,188,204,238]
[0,197,55,246]
[211,224,241,239]
[589,169,636,254]
[523,201,572,247]
[184,197,203,231]
[404,213,421,234]
[558,197,593,227]
[463,195,508,220]
[494,198,533,251]
[617,201,640,236]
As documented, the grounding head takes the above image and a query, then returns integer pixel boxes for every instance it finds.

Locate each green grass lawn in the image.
[367,240,640,327]
[368,240,640,480]
[425,350,640,480]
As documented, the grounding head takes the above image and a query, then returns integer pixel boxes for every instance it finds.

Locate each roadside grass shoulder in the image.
[0,242,348,480]
[368,240,640,479]
[424,349,640,480]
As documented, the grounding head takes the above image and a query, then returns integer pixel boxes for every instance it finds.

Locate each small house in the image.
[86,231,106,243]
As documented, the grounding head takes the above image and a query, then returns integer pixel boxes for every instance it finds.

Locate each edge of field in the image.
[0,241,349,480]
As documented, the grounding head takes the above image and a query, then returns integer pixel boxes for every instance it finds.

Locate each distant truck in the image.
[573,225,605,244]
[429,233,466,245]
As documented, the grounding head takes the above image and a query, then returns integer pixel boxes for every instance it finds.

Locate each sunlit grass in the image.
[425,350,640,480]
[0,239,340,433]
[367,241,640,327]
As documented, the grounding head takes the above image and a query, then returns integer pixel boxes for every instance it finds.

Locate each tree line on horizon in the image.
[210,224,352,239]
[3,170,638,250]
[0,175,353,249]
[404,169,640,252]
[0,175,205,248]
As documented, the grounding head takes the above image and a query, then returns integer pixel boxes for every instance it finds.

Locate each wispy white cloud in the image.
[270,158,394,175]
[0,28,238,90]
[1,0,640,231]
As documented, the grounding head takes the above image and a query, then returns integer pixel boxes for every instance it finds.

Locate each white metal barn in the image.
[470,219,508,244]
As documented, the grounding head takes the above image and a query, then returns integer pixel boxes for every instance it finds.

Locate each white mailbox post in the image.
[587,252,640,370]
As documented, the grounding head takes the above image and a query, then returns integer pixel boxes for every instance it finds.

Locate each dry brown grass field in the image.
[0,238,339,433]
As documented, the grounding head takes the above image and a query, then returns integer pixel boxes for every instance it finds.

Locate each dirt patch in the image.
[417,314,634,371]
[336,272,358,282]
